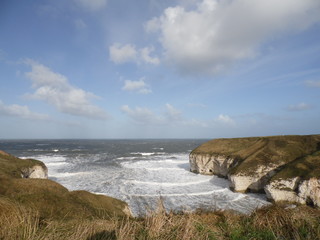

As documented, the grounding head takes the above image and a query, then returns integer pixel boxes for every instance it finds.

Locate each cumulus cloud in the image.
[109,43,137,64]
[286,103,311,111]
[24,60,108,120]
[75,0,107,11]
[109,43,160,65]
[146,0,320,75]
[305,80,320,88]
[215,114,235,125]
[140,47,160,65]
[0,100,49,120]
[122,78,152,94]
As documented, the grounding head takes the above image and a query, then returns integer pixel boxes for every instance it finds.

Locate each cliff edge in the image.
[0,150,132,219]
[190,135,320,206]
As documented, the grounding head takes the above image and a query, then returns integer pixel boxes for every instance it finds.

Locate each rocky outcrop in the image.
[189,153,239,177]
[299,178,320,207]
[229,165,279,192]
[20,165,48,179]
[264,177,303,203]
[190,135,320,206]
[265,177,320,207]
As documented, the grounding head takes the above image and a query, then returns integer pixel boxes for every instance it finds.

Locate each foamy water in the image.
[2,140,269,216]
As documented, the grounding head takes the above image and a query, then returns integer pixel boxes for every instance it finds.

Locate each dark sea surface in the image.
[0,139,269,216]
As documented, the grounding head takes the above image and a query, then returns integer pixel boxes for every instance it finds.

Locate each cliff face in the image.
[20,164,48,179]
[189,153,239,177]
[0,150,132,219]
[190,135,320,206]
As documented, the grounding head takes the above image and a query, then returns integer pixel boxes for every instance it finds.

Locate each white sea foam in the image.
[54,171,91,178]
[130,152,156,156]
[129,189,228,197]
[46,162,68,166]
[25,147,269,217]
[123,178,211,187]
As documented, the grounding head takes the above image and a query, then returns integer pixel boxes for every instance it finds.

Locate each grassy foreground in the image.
[1,199,320,240]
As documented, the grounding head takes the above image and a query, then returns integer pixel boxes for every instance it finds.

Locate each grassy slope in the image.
[191,135,320,176]
[0,151,129,221]
[1,198,320,240]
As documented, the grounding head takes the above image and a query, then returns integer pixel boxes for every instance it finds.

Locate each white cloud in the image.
[215,114,235,125]
[109,43,160,65]
[121,105,163,125]
[122,78,152,94]
[140,47,160,65]
[305,80,320,88]
[109,43,137,64]
[286,103,311,111]
[75,0,107,11]
[0,100,49,120]
[147,0,320,75]
[24,60,108,120]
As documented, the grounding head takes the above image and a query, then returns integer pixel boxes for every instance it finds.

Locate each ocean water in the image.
[0,139,269,216]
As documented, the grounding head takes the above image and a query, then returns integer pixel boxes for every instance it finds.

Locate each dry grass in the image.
[1,197,320,240]
[191,135,320,179]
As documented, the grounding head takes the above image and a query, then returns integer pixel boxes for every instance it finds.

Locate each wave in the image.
[129,188,228,197]
[130,152,155,156]
[123,179,211,186]
[46,162,68,166]
[141,167,185,171]
[230,194,246,202]
[53,171,91,178]
[152,147,164,150]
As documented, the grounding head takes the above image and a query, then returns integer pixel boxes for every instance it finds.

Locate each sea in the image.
[0,139,269,216]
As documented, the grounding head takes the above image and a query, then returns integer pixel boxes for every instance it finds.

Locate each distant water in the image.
[0,139,269,216]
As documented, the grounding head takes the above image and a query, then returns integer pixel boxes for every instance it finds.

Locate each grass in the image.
[191,135,320,176]
[0,150,46,178]
[271,151,320,182]
[1,198,320,240]
[0,151,130,222]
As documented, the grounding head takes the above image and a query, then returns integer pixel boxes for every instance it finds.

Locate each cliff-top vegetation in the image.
[191,135,320,177]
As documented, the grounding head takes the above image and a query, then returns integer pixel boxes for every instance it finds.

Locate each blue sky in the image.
[0,0,319,139]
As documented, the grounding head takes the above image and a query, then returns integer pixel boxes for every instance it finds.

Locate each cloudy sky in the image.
[0,0,319,139]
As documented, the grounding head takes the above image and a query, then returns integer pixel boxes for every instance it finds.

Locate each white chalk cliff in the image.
[190,135,320,206]
[21,164,48,179]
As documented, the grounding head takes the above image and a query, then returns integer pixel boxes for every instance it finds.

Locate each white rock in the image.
[21,165,48,179]
[229,165,279,192]
[298,178,320,207]
[264,177,303,203]
[189,153,238,177]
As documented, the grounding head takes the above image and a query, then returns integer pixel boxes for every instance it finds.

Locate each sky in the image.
[0,0,320,139]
